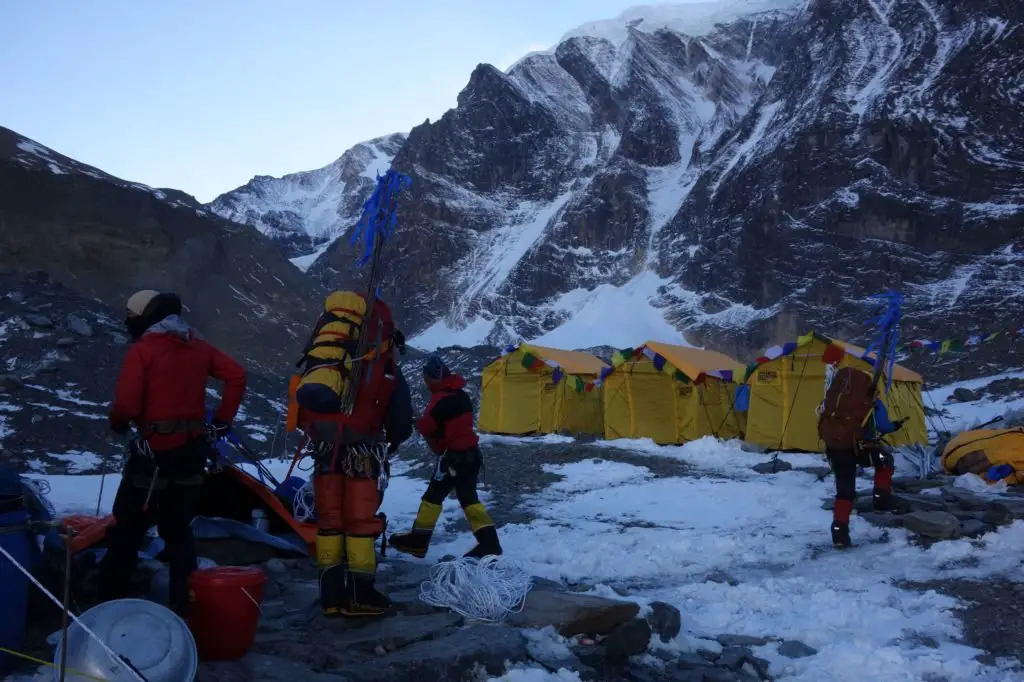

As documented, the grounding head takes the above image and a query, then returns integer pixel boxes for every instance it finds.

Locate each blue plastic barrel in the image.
[0,493,30,675]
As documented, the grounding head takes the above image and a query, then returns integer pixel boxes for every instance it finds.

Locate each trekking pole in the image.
[141,467,159,513]
[59,528,74,682]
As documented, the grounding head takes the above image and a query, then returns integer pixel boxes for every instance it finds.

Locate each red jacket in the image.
[109,326,247,450]
[416,375,479,454]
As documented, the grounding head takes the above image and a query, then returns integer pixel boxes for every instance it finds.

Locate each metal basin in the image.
[53,598,197,682]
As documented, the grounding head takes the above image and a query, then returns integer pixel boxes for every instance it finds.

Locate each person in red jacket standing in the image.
[97,290,247,614]
[390,355,502,560]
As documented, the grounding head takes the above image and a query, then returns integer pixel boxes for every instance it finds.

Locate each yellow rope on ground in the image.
[0,646,109,682]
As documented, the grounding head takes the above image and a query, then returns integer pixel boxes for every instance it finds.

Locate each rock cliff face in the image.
[227,0,1020,365]
[0,126,324,373]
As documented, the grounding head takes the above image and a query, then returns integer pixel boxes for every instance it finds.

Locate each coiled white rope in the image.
[292,478,316,523]
[419,555,533,623]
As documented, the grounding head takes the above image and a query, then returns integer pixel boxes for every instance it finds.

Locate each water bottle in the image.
[251,509,269,533]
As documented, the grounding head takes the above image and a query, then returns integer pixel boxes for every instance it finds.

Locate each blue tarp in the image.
[734,384,750,413]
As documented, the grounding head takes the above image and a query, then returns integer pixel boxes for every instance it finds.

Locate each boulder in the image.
[717,646,752,670]
[0,375,24,392]
[24,314,54,328]
[677,652,717,670]
[959,520,994,538]
[892,493,949,513]
[940,488,990,511]
[68,315,94,337]
[952,388,980,403]
[56,337,76,348]
[778,640,818,658]
[7,291,25,304]
[328,624,527,681]
[903,511,961,539]
[646,601,682,643]
[983,503,1014,527]
[603,618,652,660]
[705,570,740,586]
[751,459,793,474]
[508,588,640,637]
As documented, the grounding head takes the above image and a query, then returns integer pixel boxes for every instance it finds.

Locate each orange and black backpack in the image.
[817,367,876,451]
[287,290,397,444]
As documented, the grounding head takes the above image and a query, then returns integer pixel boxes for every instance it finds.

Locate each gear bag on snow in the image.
[817,367,876,450]
[291,290,397,444]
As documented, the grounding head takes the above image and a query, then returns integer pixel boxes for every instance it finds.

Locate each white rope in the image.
[292,478,316,522]
[419,555,533,623]
[0,544,147,682]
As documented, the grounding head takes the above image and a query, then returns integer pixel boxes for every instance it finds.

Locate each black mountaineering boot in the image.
[389,529,431,559]
[341,572,390,617]
[831,522,852,549]
[464,525,503,559]
[872,487,893,512]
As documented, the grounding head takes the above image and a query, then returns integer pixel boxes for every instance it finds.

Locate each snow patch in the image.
[410,316,496,352]
[290,241,333,272]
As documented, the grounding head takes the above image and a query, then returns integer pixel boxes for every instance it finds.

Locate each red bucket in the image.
[188,567,267,660]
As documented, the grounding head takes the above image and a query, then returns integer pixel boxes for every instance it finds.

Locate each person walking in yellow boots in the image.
[292,291,412,617]
[390,355,502,559]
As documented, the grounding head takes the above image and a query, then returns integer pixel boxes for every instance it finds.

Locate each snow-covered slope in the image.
[208,133,406,267]
[219,0,1024,364]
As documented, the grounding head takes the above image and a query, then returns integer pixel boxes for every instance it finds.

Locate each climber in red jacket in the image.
[98,290,247,615]
[390,355,502,560]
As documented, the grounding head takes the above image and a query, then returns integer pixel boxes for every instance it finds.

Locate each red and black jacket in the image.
[109,331,247,451]
[416,375,479,454]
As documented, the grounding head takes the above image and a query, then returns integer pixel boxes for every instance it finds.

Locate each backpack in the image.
[817,367,875,450]
[292,290,397,444]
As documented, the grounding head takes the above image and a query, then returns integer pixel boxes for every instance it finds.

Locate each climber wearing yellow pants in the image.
[391,355,502,559]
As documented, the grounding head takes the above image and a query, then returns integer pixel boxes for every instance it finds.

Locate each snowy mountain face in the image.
[0,126,325,373]
[222,0,1022,366]
[208,134,407,268]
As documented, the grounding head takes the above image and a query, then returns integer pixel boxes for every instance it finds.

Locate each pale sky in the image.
[0,0,672,203]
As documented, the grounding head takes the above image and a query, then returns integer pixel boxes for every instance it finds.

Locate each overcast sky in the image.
[0,0,676,202]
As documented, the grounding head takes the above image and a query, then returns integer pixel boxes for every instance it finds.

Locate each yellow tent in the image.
[942,428,1024,484]
[478,343,607,436]
[603,341,746,444]
[744,332,928,453]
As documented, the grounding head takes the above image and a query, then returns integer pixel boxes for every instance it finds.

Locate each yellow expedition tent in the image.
[478,343,607,436]
[744,332,928,453]
[603,341,746,444]
[942,428,1024,484]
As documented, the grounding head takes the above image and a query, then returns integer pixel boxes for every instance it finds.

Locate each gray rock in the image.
[264,558,289,574]
[526,640,592,679]
[0,375,24,392]
[959,520,994,538]
[24,314,54,328]
[951,510,988,522]
[893,493,949,513]
[572,642,607,668]
[677,652,716,669]
[796,466,833,479]
[893,478,947,493]
[56,337,76,348]
[903,511,961,539]
[703,668,744,681]
[329,624,527,681]
[669,671,707,682]
[778,640,818,658]
[983,503,1014,527]
[327,613,463,652]
[717,634,771,647]
[940,488,990,511]
[507,588,640,636]
[698,648,721,662]
[68,315,94,337]
[8,291,25,304]
[858,512,904,528]
[705,570,740,586]
[604,618,652,660]
[952,388,980,403]
[646,601,682,643]
[751,459,793,474]
[743,657,772,680]
[717,646,752,670]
